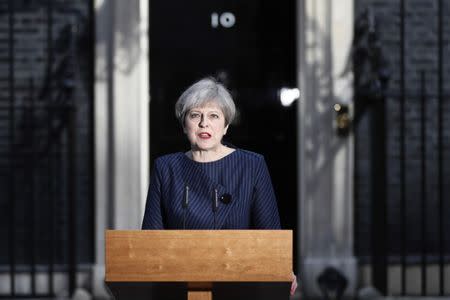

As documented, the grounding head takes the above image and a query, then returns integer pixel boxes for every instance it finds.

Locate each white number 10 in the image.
[211,12,236,28]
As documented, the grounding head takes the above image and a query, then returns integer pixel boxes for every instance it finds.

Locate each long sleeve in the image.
[142,159,165,229]
[141,151,281,230]
[251,157,281,229]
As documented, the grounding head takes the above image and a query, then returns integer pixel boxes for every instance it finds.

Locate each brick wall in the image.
[0,0,93,264]
[354,0,450,259]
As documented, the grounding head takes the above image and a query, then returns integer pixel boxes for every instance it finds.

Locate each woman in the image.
[142,77,297,295]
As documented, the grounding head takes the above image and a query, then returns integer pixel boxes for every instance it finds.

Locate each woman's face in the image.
[184,101,229,152]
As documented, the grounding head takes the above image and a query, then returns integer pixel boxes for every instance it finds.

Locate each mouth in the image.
[198,132,212,139]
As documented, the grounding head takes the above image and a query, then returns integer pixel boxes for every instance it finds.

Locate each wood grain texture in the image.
[188,290,212,300]
[105,230,292,282]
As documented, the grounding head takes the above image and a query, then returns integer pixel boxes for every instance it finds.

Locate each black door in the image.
[149,0,298,249]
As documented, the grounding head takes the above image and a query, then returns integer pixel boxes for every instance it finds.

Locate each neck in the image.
[189,145,233,162]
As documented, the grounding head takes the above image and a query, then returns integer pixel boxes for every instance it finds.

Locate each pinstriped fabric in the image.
[142,149,281,230]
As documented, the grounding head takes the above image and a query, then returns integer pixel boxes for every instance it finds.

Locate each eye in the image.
[210,113,220,119]
[189,112,201,119]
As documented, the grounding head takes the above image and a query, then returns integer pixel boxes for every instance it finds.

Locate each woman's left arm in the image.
[252,156,298,296]
[251,156,281,229]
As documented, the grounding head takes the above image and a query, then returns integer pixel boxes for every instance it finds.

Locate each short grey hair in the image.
[175,77,236,127]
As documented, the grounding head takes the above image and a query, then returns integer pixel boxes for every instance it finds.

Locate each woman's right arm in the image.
[142,160,165,229]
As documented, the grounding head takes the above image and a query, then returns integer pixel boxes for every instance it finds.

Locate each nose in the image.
[198,114,208,127]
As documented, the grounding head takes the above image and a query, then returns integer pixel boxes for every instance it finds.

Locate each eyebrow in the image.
[189,109,221,114]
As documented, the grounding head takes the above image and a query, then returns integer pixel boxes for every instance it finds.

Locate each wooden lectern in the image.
[105,230,292,300]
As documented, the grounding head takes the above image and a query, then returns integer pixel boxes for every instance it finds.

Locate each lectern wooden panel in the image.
[105,230,292,300]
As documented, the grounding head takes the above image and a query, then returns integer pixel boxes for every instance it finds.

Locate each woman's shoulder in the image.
[234,148,265,163]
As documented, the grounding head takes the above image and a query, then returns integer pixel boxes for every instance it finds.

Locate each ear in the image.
[223,124,229,135]
[182,118,187,134]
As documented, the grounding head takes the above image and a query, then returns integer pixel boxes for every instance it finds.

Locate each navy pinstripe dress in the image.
[142,149,281,229]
